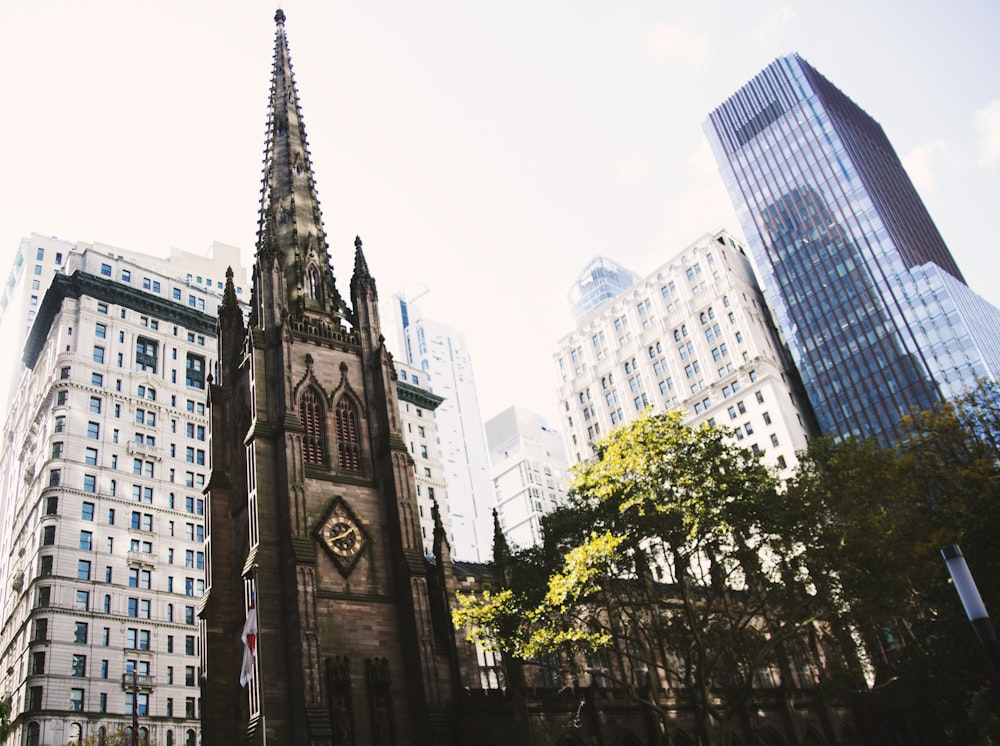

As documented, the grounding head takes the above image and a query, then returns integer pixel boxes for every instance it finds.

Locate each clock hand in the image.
[330,527,355,543]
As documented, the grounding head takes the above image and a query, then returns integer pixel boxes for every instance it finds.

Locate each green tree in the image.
[783,382,1000,742]
[457,411,827,746]
[0,700,12,744]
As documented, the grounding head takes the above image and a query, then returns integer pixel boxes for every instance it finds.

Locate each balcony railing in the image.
[127,551,158,566]
[121,673,156,691]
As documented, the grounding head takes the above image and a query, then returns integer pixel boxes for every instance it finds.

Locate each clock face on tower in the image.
[323,519,360,557]
[316,497,367,576]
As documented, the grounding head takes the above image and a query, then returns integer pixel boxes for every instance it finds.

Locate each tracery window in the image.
[306,266,320,301]
[335,397,362,471]
[300,387,326,465]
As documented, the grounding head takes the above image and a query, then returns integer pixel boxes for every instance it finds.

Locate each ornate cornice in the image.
[23,271,217,369]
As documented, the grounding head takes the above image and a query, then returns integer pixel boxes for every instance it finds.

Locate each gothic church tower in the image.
[201,11,456,745]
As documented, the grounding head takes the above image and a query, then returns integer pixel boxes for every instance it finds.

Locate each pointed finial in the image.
[432,499,450,561]
[274,8,286,25]
[492,508,510,565]
[351,235,376,297]
[221,266,240,314]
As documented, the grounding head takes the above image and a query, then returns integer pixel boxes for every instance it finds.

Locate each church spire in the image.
[255,8,345,325]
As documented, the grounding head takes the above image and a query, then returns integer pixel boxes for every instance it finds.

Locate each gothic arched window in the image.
[307,266,320,301]
[299,387,326,465]
[335,397,362,471]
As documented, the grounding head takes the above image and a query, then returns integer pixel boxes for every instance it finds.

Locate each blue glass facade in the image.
[568,256,641,323]
[706,55,1000,446]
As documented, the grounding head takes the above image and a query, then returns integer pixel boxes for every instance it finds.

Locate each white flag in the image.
[240,598,258,687]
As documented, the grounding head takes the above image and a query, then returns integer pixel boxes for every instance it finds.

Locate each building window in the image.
[185,353,205,389]
[306,265,321,300]
[87,421,100,438]
[126,628,151,650]
[74,622,88,643]
[335,397,362,471]
[136,337,158,372]
[71,654,87,677]
[300,387,326,465]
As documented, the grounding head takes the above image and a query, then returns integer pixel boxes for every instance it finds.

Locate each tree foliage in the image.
[457,385,1000,744]
[0,700,11,745]
[772,381,1000,741]
[457,411,830,745]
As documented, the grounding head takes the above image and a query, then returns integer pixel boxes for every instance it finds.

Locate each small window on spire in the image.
[307,266,320,301]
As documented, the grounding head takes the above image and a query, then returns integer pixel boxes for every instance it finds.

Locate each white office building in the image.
[393,294,494,562]
[555,230,815,474]
[486,406,571,549]
[394,361,451,555]
[0,236,247,746]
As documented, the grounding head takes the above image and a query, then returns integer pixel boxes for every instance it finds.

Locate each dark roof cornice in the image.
[24,271,217,368]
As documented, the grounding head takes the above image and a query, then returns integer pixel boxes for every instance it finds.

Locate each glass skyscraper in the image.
[568,256,640,323]
[706,54,1000,446]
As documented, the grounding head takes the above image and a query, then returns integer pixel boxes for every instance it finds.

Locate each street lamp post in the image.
[941,543,1000,676]
[132,668,139,746]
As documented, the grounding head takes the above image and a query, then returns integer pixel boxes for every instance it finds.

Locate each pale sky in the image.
[2,1,998,427]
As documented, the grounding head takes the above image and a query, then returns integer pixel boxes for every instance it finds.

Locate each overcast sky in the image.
[2,1,998,426]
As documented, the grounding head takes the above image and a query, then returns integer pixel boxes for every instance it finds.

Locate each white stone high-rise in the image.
[0,235,77,399]
[0,236,247,746]
[555,229,815,474]
[485,406,571,549]
[392,294,494,562]
[394,360,451,555]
